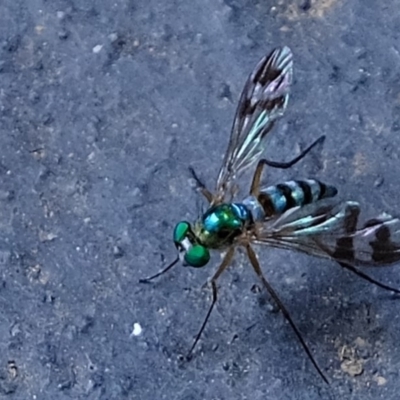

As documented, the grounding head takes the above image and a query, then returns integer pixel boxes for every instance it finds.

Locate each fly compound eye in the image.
[173,221,190,245]
[173,222,210,267]
[184,245,210,268]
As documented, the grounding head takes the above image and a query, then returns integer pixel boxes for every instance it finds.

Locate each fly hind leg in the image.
[250,135,325,196]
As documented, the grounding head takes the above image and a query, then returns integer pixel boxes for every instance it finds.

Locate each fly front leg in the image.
[249,135,325,196]
[189,166,214,203]
[187,246,235,358]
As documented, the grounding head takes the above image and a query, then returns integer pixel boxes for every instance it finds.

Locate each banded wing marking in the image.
[255,199,400,267]
[215,47,293,203]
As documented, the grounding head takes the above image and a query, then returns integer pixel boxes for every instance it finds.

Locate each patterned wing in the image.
[214,47,293,203]
[255,199,400,267]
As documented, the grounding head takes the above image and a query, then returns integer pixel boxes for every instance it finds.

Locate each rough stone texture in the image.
[1,0,400,399]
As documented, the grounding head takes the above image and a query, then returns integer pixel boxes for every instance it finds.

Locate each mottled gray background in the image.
[1,1,400,399]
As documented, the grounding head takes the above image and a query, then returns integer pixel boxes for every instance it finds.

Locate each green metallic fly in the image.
[141,47,400,383]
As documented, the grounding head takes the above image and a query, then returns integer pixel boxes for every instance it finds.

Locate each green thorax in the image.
[193,203,251,249]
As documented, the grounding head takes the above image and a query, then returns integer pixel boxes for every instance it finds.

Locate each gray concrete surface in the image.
[1,0,400,399]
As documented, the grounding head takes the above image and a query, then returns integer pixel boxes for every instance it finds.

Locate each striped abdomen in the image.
[243,179,337,220]
[259,179,337,216]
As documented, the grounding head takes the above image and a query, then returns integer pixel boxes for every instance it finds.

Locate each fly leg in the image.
[187,246,235,358]
[250,135,325,196]
[189,166,214,203]
[314,237,400,294]
[139,257,180,283]
[338,262,400,294]
[245,243,329,384]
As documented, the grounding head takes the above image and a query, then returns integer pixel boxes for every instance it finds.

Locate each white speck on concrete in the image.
[131,322,142,337]
[92,45,103,53]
